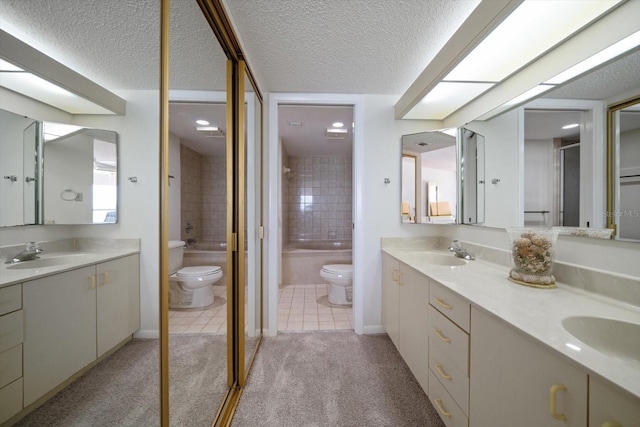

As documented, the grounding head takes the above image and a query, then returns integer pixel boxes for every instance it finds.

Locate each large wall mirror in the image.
[0,108,118,227]
[608,96,640,241]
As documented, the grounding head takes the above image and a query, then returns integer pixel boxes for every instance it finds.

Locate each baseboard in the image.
[363,325,385,334]
[134,329,159,339]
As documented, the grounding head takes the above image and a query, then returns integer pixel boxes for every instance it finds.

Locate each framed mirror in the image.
[607,95,640,241]
[401,131,457,224]
[459,128,485,225]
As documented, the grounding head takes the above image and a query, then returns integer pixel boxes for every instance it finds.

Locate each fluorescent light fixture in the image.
[43,122,84,141]
[405,82,494,120]
[0,60,115,114]
[331,122,344,128]
[326,128,347,138]
[562,123,580,130]
[444,1,621,83]
[196,119,209,125]
[477,84,556,120]
[545,30,640,84]
[196,126,219,132]
[441,128,457,137]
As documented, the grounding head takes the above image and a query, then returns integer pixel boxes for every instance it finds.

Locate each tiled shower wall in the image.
[284,155,352,242]
[180,145,226,243]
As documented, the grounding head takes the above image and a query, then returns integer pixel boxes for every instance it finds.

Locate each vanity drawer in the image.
[0,284,22,316]
[0,344,22,389]
[429,369,468,427]
[0,378,23,425]
[430,280,470,332]
[0,310,24,353]
[429,305,469,375]
[430,345,469,415]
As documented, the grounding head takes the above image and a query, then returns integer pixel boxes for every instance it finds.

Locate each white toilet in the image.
[320,264,353,305]
[168,240,223,309]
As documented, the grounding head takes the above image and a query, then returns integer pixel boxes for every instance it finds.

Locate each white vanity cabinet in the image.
[589,376,640,427]
[97,255,140,357]
[381,253,429,393]
[428,281,471,427]
[22,254,140,407]
[0,284,23,424]
[469,306,587,427]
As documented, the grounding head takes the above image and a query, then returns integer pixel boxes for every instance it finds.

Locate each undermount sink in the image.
[6,254,96,270]
[405,252,468,267]
[562,316,640,367]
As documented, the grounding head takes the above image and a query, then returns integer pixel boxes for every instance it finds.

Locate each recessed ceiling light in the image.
[562,123,579,129]
[288,121,302,126]
[332,122,344,128]
[196,119,209,126]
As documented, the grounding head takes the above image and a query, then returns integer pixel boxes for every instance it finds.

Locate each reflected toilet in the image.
[168,240,223,309]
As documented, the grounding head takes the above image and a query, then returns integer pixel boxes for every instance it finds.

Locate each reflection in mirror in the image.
[401,154,416,223]
[0,108,40,227]
[608,97,640,241]
[459,128,485,224]
[43,125,117,225]
[523,110,582,228]
[401,131,457,224]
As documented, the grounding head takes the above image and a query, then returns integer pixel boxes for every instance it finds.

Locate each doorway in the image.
[267,94,364,336]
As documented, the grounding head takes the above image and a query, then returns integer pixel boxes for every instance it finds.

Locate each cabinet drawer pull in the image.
[434,398,452,417]
[435,364,452,380]
[101,271,110,285]
[435,328,451,343]
[88,275,96,290]
[549,384,567,420]
[601,422,622,427]
[436,298,453,309]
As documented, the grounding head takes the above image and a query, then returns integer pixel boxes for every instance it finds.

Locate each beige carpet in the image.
[15,335,228,426]
[232,332,446,427]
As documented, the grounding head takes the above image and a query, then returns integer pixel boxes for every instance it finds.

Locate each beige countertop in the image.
[382,242,640,399]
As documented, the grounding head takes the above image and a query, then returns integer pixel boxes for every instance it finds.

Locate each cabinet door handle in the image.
[101,271,110,285]
[392,269,398,282]
[549,384,568,420]
[88,275,96,290]
[435,328,451,343]
[601,422,622,427]
[434,399,452,417]
[435,364,452,380]
[436,298,453,310]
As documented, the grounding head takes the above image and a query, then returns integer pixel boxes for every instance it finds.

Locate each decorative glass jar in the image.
[506,227,558,288]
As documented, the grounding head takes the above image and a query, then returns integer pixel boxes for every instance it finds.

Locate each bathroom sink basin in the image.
[562,316,640,366]
[6,254,96,269]
[404,252,468,267]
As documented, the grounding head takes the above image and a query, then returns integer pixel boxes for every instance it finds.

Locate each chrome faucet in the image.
[6,242,43,264]
[449,240,474,260]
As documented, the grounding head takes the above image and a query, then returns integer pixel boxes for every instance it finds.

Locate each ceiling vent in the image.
[326,128,347,139]
[196,126,225,137]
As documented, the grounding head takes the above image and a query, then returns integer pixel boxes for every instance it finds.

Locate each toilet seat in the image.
[321,264,353,278]
[176,266,221,278]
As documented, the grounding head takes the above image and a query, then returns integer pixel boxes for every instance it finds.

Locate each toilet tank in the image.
[168,240,185,274]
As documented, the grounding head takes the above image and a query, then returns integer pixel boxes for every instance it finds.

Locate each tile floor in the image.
[169,283,353,333]
[278,284,353,331]
[168,285,227,334]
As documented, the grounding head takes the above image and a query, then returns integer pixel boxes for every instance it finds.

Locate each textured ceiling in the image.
[223,0,481,95]
[279,105,353,156]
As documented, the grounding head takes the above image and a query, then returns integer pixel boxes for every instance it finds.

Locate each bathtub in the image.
[183,241,227,280]
[282,240,352,286]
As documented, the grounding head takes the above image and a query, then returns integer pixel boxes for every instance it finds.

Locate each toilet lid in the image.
[177,266,221,278]
[322,264,353,276]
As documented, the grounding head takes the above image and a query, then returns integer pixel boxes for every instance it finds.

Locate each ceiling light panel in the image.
[444,0,621,83]
[405,82,494,120]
